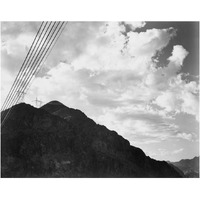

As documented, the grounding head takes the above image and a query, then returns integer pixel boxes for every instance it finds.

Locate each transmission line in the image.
[1,21,46,112]
[1,21,50,122]
[26,22,68,93]
[1,22,65,126]
[1,21,66,127]
[1,22,53,113]
[2,22,55,114]
[1,22,61,124]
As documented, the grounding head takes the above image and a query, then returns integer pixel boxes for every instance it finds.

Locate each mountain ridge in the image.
[1,101,183,178]
[169,156,199,178]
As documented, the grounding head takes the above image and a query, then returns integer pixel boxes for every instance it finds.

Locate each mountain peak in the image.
[1,100,183,178]
[40,100,67,114]
[46,100,65,106]
[41,100,88,122]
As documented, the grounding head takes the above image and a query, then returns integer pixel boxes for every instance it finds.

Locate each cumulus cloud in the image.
[144,45,198,121]
[124,21,146,31]
[2,33,33,56]
[71,24,176,76]
[168,45,189,66]
[1,22,198,161]
[176,132,193,141]
[126,27,176,58]
[21,22,198,147]
[181,92,199,120]
[1,22,41,76]
[154,74,199,120]
[154,91,181,112]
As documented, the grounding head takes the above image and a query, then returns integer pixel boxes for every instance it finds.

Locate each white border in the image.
[0,1,200,200]
[0,0,200,21]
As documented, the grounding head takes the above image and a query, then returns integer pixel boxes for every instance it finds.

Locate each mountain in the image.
[1,101,182,178]
[170,157,199,178]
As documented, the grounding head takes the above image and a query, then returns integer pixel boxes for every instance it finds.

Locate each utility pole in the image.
[33,97,43,108]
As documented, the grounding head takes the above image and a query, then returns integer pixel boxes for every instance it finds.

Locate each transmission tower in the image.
[33,97,43,108]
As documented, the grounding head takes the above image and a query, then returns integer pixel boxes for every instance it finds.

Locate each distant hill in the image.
[1,101,182,178]
[169,157,199,178]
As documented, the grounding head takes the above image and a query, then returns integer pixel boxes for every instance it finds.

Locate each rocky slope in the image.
[1,101,182,178]
[170,157,199,178]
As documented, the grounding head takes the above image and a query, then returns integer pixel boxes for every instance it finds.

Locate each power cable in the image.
[1,22,66,127]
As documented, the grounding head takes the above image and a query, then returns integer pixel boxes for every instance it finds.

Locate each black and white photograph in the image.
[1,21,199,178]
[0,1,200,199]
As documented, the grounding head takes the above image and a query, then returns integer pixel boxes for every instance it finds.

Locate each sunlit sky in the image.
[1,21,199,162]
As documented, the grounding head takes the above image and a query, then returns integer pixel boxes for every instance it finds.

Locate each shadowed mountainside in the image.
[1,101,182,178]
[169,157,199,178]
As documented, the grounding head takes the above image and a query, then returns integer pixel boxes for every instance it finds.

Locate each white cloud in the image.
[71,24,176,77]
[172,148,183,154]
[154,75,199,120]
[124,21,146,31]
[154,91,181,112]
[144,45,188,90]
[126,28,176,58]
[181,92,199,120]
[177,132,193,141]
[2,22,198,159]
[2,33,34,57]
[168,45,189,66]
[1,68,14,106]
[104,21,146,35]
[21,22,198,149]
[146,45,198,121]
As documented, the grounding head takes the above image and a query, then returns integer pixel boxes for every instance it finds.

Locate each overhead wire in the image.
[1,21,57,125]
[26,22,68,95]
[2,22,55,113]
[1,21,46,112]
[1,21,66,128]
[1,22,63,126]
[1,21,51,122]
[2,22,52,113]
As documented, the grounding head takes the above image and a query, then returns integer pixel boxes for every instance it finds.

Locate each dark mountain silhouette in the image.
[169,157,199,178]
[1,101,182,178]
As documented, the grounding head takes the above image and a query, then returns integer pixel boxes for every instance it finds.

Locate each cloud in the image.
[93,104,184,146]
[154,75,199,120]
[104,21,146,35]
[144,45,188,89]
[70,24,176,76]
[1,22,43,83]
[1,68,14,106]
[154,91,181,112]
[1,22,40,37]
[144,45,198,121]
[2,33,34,57]
[158,148,169,156]
[168,45,189,66]
[126,27,176,58]
[124,21,146,31]
[2,22,198,158]
[181,92,199,121]
[172,148,184,154]
[149,148,184,159]
[21,22,198,147]
[176,132,193,141]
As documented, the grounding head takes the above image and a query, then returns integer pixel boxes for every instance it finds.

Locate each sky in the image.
[1,21,199,162]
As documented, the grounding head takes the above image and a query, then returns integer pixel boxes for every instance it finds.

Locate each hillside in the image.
[1,101,182,178]
[170,157,199,178]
